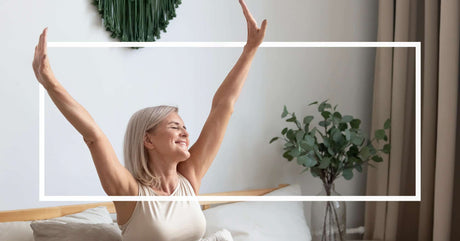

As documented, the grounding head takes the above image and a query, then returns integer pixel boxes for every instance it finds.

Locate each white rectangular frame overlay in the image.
[40,41,421,202]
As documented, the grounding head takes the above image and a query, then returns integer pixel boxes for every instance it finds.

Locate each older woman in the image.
[32,0,267,240]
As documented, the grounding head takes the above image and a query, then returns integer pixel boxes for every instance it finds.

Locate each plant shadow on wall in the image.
[270,99,391,241]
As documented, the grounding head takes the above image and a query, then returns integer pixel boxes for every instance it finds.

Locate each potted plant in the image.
[270,100,391,241]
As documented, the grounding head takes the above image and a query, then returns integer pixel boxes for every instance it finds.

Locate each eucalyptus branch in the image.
[270,100,391,184]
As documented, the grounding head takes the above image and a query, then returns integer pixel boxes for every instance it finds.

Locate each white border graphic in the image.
[40,41,421,202]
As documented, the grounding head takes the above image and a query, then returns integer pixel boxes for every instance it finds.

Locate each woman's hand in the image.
[33,28,57,89]
[239,0,267,51]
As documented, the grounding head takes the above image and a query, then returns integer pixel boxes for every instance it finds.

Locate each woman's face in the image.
[145,112,190,162]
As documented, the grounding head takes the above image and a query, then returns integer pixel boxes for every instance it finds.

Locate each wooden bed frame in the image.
[0,184,288,223]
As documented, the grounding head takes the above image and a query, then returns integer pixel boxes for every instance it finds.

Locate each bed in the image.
[0,184,312,241]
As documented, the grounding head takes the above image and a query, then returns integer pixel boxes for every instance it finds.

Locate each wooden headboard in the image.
[0,184,288,223]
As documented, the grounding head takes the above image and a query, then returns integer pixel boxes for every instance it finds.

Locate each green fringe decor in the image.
[93,0,182,42]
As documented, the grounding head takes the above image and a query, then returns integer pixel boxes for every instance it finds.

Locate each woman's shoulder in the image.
[177,172,197,195]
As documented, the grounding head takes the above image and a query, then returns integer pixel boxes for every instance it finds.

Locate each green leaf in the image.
[281,105,289,118]
[341,115,353,123]
[313,146,323,161]
[355,165,363,173]
[338,123,348,131]
[384,118,391,129]
[283,151,294,161]
[333,112,342,119]
[286,113,297,123]
[319,120,331,128]
[330,127,339,136]
[286,129,296,141]
[308,101,318,106]
[310,168,320,177]
[348,156,360,165]
[350,119,361,129]
[305,134,315,147]
[318,157,331,169]
[333,131,344,143]
[344,130,351,141]
[281,127,288,135]
[309,127,317,136]
[299,141,312,152]
[321,111,331,119]
[297,154,316,167]
[323,138,330,148]
[303,116,314,125]
[347,145,359,156]
[284,142,294,147]
[289,147,301,157]
[359,146,371,160]
[350,132,364,145]
[297,155,308,165]
[368,144,377,155]
[305,155,317,167]
[318,100,330,112]
[296,130,305,143]
[375,129,385,140]
[342,168,354,180]
[300,167,309,174]
[383,144,391,154]
[269,137,279,144]
[372,155,383,162]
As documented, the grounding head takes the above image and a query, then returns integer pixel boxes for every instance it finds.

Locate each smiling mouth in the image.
[175,141,187,147]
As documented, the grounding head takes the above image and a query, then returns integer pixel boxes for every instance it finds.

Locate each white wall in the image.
[0,0,378,232]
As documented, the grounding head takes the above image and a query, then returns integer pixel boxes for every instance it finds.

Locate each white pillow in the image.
[0,221,34,241]
[37,206,113,224]
[203,184,312,241]
[0,206,113,241]
[30,222,121,241]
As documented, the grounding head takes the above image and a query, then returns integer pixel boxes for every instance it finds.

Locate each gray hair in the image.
[123,105,178,188]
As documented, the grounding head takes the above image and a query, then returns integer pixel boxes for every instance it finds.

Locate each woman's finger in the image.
[34,45,38,63]
[39,29,46,54]
[239,0,256,24]
[239,0,249,18]
[260,19,268,34]
[43,28,48,55]
[37,34,43,56]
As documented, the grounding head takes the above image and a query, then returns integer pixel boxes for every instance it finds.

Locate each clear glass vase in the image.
[311,183,346,241]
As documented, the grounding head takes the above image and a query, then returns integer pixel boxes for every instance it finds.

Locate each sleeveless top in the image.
[120,173,206,241]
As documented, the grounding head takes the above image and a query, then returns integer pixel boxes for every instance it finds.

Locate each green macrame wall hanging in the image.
[93,0,182,42]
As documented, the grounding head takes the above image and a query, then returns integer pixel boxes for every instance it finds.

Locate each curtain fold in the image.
[432,0,459,239]
[364,0,459,240]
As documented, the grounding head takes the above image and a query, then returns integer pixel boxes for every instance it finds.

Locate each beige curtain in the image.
[364,0,459,240]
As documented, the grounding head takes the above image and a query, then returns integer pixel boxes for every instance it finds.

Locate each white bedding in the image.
[0,206,113,241]
[203,184,311,241]
[0,185,311,241]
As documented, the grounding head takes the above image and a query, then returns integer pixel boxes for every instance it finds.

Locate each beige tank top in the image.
[120,173,206,241]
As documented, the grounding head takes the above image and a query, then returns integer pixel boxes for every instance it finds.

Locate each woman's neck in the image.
[147,156,180,195]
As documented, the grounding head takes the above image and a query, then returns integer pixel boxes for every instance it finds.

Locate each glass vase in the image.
[311,183,346,241]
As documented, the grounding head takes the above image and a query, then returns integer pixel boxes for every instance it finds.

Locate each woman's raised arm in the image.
[178,0,267,194]
[32,28,137,196]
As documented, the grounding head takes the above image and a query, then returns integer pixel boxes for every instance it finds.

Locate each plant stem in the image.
[331,201,345,241]
[320,182,344,241]
[322,200,329,241]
